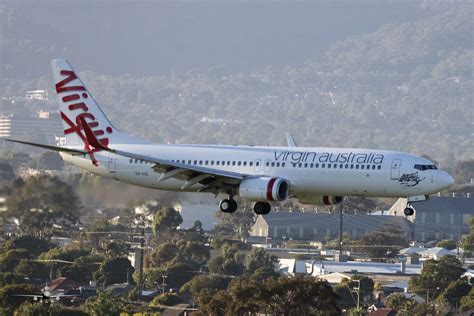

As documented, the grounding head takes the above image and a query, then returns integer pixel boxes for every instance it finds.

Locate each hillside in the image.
[0,2,472,166]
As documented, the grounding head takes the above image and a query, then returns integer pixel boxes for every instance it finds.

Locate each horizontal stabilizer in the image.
[5,139,87,155]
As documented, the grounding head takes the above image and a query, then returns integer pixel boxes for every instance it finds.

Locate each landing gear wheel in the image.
[253,202,271,215]
[219,199,237,213]
[404,207,414,216]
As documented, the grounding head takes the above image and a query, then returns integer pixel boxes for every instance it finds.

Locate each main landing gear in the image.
[219,197,272,216]
[253,202,271,215]
[219,197,238,213]
[404,204,415,216]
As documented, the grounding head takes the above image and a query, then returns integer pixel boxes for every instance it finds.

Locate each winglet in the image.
[286,132,298,147]
[79,117,111,151]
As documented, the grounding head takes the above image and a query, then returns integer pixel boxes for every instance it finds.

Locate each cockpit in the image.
[414,164,438,171]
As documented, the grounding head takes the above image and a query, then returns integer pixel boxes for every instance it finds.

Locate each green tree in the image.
[247,247,278,275]
[0,249,31,272]
[197,288,231,316]
[461,217,474,252]
[259,276,340,315]
[94,257,134,286]
[436,239,457,250]
[384,293,417,313]
[14,301,88,316]
[0,272,25,287]
[214,206,255,240]
[148,243,178,268]
[0,161,15,183]
[2,235,54,257]
[5,176,80,238]
[438,278,472,312]
[208,242,245,276]
[180,275,231,299]
[0,284,37,314]
[57,254,102,284]
[85,291,123,316]
[409,256,466,298]
[460,286,474,312]
[140,262,195,290]
[359,223,408,259]
[152,207,182,238]
[14,260,49,281]
[150,293,182,306]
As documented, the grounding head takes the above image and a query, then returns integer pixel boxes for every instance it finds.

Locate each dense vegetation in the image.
[1,2,472,167]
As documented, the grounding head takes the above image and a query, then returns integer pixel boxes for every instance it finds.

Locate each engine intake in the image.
[239,177,289,202]
[297,195,344,205]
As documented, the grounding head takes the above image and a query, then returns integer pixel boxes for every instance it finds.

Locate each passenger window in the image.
[298,163,302,168]
[276,162,280,167]
[266,162,269,167]
[271,162,275,167]
[232,161,236,166]
[356,165,359,169]
[328,164,331,169]
[216,161,220,165]
[250,161,253,167]
[377,165,381,170]
[361,165,364,169]
[194,160,197,164]
[256,162,260,166]
[350,164,354,169]
[282,162,286,167]
[205,160,209,165]
[316,163,319,168]
[345,164,349,169]
[340,164,343,169]
[129,159,133,163]
[211,161,214,165]
[243,161,247,166]
[188,160,191,164]
[322,164,325,168]
[227,161,231,166]
[238,161,242,166]
[199,160,203,165]
[372,165,376,170]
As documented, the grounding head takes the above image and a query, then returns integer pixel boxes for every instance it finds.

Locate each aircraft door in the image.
[264,159,271,173]
[108,152,117,174]
[390,159,401,180]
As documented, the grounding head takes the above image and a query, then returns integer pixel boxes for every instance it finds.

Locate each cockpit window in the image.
[414,164,438,171]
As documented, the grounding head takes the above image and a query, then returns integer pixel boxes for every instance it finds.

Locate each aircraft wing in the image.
[79,117,247,193]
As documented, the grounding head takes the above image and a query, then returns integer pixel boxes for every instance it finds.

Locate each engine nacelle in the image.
[239,177,289,202]
[297,194,344,205]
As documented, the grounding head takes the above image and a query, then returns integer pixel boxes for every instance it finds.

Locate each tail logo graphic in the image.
[56,70,113,166]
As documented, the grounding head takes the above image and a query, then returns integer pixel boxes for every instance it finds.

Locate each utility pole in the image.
[339,203,343,255]
[161,274,168,294]
[138,228,145,293]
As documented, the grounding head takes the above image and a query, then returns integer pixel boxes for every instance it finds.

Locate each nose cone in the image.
[438,172,455,190]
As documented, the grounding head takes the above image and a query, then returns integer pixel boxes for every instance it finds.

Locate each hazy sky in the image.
[1,1,423,78]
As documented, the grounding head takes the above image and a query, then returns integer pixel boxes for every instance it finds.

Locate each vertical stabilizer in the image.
[51,59,122,147]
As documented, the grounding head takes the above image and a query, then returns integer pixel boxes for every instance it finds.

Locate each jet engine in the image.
[297,195,344,205]
[239,177,289,202]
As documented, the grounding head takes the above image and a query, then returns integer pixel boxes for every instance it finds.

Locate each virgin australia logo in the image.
[399,172,425,187]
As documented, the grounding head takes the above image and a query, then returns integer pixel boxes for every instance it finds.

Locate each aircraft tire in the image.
[254,202,271,215]
[220,199,237,213]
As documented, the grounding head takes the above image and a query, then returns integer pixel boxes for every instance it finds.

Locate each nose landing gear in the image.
[404,205,415,216]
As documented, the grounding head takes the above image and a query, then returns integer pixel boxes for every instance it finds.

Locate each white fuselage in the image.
[61,143,453,199]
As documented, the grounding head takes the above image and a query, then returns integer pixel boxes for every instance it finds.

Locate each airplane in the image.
[13,285,77,304]
[7,60,454,217]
